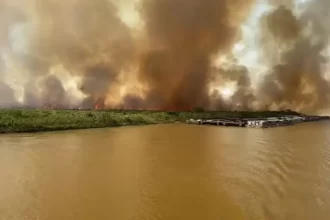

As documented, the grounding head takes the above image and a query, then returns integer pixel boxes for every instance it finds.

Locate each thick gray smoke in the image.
[256,0,330,112]
[0,0,329,113]
[0,0,135,109]
[209,0,330,113]
[132,0,255,110]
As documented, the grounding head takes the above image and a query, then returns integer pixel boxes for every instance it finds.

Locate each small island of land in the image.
[0,109,329,133]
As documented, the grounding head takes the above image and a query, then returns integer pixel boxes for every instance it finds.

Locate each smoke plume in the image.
[257,0,330,112]
[0,0,329,113]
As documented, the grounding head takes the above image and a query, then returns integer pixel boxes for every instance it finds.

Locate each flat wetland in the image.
[0,109,302,133]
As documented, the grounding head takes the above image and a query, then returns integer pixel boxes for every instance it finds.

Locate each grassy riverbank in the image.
[0,109,301,133]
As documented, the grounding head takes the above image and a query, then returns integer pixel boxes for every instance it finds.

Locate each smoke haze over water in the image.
[0,0,329,113]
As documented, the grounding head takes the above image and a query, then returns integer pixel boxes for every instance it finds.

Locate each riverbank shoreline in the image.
[187,115,330,128]
[0,109,327,133]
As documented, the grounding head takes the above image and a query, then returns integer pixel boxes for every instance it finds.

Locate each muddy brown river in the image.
[1,123,330,220]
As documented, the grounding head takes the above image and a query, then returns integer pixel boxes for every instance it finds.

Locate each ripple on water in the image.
[1,124,330,220]
[321,144,330,166]
[240,133,319,219]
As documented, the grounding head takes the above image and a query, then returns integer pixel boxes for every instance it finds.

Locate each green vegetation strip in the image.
[0,109,300,133]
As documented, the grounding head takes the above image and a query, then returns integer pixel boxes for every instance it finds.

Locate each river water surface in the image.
[1,123,330,220]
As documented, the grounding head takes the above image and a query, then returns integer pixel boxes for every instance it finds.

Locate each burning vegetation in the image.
[0,0,329,113]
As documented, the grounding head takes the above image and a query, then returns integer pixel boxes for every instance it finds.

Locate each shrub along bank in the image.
[0,109,300,133]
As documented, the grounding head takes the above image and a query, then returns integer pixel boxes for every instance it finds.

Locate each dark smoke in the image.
[136,0,254,110]
[32,0,136,108]
[257,1,330,112]
[0,82,18,108]
[40,75,68,108]
[80,66,117,104]
[0,0,135,109]
[0,0,329,113]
